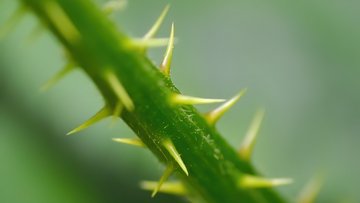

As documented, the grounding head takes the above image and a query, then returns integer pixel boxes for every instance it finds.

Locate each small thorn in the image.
[239,174,293,188]
[238,109,265,161]
[143,5,170,39]
[40,62,74,92]
[26,23,45,45]
[132,38,170,48]
[0,5,27,39]
[140,181,186,196]
[151,165,174,197]
[205,89,247,125]
[102,0,127,15]
[297,175,323,203]
[160,23,175,76]
[171,94,225,105]
[163,139,188,176]
[67,106,111,135]
[110,102,123,125]
[104,70,134,111]
[112,138,145,147]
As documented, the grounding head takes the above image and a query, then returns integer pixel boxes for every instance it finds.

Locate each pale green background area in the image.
[0,0,359,202]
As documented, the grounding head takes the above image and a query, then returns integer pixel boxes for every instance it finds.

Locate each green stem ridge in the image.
[18,0,289,202]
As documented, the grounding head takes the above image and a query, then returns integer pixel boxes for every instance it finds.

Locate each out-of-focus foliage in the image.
[0,0,359,202]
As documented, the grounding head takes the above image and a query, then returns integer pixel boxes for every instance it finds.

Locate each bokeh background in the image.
[1,0,359,202]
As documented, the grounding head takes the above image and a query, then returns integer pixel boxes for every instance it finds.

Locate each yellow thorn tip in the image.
[205,89,247,125]
[238,108,265,161]
[67,107,110,135]
[112,138,145,147]
[40,62,74,92]
[143,5,170,39]
[240,174,293,188]
[163,139,188,176]
[160,23,175,76]
[297,175,323,203]
[151,165,174,197]
[172,94,225,105]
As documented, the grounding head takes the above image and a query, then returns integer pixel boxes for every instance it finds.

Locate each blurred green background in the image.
[1,0,359,202]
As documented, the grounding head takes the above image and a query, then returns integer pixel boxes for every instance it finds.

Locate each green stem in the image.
[21,0,287,202]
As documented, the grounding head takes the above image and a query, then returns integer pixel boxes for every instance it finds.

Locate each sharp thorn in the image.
[67,106,111,135]
[104,70,134,111]
[143,5,170,39]
[112,138,145,147]
[163,139,188,176]
[40,62,74,92]
[297,175,324,203]
[151,165,174,197]
[239,174,293,188]
[0,5,27,40]
[160,23,175,76]
[205,89,247,125]
[102,0,127,15]
[238,109,265,161]
[171,94,225,105]
[140,181,186,196]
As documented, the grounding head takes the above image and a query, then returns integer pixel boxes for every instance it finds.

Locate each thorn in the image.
[132,38,170,48]
[110,102,123,125]
[160,23,175,76]
[67,106,111,135]
[43,1,80,44]
[239,174,293,188]
[0,5,27,39]
[163,139,188,176]
[140,181,186,196]
[238,109,265,161]
[204,89,247,125]
[112,138,145,147]
[102,0,127,15]
[171,94,225,105]
[40,62,74,92]
[104,70,134,111]
[151,165,174,197]
[26,22,45,45]
[143,5,170,39]
[297,175,323,203]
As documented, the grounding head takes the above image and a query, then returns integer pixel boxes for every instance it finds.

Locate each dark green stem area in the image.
[21,0,286,202]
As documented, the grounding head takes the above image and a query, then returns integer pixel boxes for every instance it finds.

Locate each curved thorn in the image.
[67,106,111,135]
[239,174,293,188]
[104,70,134,111]
[238,109,265,161]
[40,62,74,92]
[102,0,127,15]
[140,181,186,196]
[152,165,174,197]
[160,23,175,76]
[205,89,247,125]
[0,5,27,40]
[171,94,225,105]
[143,5,170,39]
[163,139,188,176]
[112,138,145,147]
[297,175,324,203]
